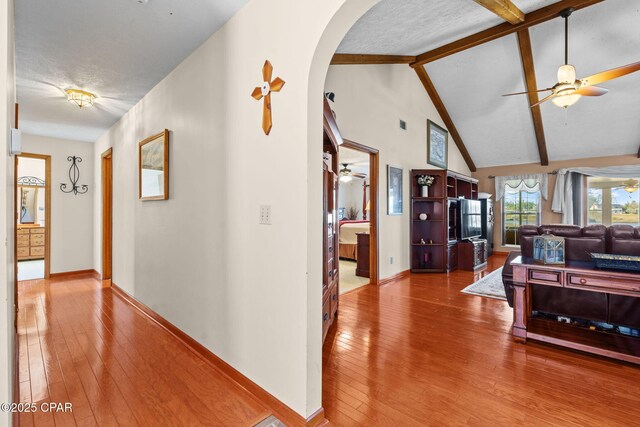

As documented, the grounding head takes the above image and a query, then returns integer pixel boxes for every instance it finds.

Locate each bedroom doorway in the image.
[14,153,51,282]
[338,140,379,293]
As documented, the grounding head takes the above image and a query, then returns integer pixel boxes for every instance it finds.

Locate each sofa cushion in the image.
[532,285,608,322]
[582,224,606,238]
[538,224,582,237]
[565,237,605,262]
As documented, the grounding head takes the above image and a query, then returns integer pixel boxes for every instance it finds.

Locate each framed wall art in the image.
[387,165,403,215]
[139,129,169,201]
[427,120,448,169]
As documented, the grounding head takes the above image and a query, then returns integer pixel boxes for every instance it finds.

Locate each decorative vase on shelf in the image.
[419,213,428,221]
[421,185,429,197]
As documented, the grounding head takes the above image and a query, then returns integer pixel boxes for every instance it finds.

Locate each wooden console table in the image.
[511,256,640,364]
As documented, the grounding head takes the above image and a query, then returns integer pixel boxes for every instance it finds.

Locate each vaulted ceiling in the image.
[335,0,640,169]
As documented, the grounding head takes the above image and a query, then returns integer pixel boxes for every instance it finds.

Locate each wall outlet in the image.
[389,256,394,264]
[259,205,271,225]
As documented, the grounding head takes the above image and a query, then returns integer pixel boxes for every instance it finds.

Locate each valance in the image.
[495,173,548,201]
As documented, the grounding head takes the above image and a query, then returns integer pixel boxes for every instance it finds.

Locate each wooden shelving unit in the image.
[411,169,479,274]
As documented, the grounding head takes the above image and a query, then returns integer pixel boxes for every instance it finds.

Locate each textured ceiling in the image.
[337,0,559,56]
[339,0,640,167]
[16,0,250,142]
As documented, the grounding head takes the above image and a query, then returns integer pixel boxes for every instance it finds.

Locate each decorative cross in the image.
[251,60,285,135]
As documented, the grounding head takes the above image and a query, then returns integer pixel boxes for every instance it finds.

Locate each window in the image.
[587,177,639,226]
[502,182,541,246]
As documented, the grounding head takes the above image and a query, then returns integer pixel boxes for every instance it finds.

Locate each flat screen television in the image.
[459,199,482,239]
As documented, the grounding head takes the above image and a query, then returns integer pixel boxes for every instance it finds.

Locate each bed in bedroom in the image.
[339,220,369,260]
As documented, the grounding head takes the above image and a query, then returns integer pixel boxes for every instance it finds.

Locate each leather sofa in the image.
[502,224,640,329]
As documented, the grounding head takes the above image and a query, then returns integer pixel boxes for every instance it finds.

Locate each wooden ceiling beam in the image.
[517,29,549,166]
[411,0,604,68]
[414,67,477,172]
[331,54,416,65]
[472,0,524,24]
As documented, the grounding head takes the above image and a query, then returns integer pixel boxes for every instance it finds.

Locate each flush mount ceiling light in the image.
[65,89,96,109]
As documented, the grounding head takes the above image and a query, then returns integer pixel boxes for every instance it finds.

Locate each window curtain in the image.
[552,165,640,224]
[495,173,548,201]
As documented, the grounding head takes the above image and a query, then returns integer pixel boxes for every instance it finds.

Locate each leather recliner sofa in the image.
[502,224,640,329]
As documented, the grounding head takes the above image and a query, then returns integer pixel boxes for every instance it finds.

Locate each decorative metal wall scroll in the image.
[60,156,88,195]
[17,176,45,187]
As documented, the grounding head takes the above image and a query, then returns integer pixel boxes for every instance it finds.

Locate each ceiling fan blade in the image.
[580,61,640,87]
[574,86,608,96]
[262,60,273,83]
[270,77,285,92]
[352,173,367,179]
[502,88,553,97]
[530,93,556,108]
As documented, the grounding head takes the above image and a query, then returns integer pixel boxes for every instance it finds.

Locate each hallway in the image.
[17,275,275,426]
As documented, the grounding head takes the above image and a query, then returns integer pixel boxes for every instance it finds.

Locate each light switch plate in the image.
[260,205,271,225]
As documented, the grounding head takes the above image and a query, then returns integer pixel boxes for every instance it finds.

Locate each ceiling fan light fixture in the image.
[65,88,95,108]
[340,175,353,183]
[557,64,577,84]
[552,93,581,108]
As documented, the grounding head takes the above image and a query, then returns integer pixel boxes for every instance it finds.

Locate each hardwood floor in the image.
[16,276,273,426]
[17,257,640,426]
[322,255,640,426]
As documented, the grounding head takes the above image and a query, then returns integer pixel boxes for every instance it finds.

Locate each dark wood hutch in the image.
[410,169,487,273]
[322,98,340,342]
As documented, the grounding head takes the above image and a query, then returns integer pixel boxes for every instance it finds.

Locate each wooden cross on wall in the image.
[251,60,285,135]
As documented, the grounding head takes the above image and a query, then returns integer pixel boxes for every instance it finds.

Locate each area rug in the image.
[460,267,507,301]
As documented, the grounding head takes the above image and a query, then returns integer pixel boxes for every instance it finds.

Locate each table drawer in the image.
[17,235,30,246]
[31,246,45,257]
[30,234,45,246]
[528,268,563,287]
[30,227,45,235]
[567,273,640,294]
[17,228,30,235]
[17,247,29,258]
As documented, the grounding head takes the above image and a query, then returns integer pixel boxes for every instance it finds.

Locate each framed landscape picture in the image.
[387,165,403,215]
[427,120,448,169]
[139,129,169,201]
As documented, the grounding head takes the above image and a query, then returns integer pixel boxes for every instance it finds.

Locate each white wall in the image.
[90,0,380,418]
[0,0,15,425]
[325,64,471,279]
[22,134,94,273]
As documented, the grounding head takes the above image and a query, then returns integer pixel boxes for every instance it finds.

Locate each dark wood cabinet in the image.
[322,98,340,342]
[458,239,488,271]
[356,232,370,277]
[447,243,458,271]
[411,169,479,274]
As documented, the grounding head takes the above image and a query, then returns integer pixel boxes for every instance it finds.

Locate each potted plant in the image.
[417,175,435,197]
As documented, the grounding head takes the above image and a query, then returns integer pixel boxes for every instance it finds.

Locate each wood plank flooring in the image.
[17,257,640,426]
[17,276,272,426]
[323,255,640,426]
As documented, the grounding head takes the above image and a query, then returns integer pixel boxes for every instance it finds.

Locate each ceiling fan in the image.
[504,8,640,108]
[339,163,367,182]
[616,179,639,194]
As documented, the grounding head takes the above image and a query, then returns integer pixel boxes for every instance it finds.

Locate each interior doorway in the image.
[101,148,113,284]
[337,140,379,293]
[14,153,51,281]
[338,140,378,294]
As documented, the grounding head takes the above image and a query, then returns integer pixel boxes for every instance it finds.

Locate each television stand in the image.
[458,238,487,271]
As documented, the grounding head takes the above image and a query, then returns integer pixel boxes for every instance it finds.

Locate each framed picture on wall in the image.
[427,120,448,169]
[139,129,169,201]
[387,165,403,215]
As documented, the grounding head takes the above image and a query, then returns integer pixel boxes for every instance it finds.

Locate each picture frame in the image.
[427,120,448,169]
[387,165,403,215]
[139,129,169,201]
